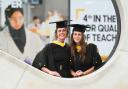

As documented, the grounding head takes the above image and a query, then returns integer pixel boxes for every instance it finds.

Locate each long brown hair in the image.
[70,31,87,62]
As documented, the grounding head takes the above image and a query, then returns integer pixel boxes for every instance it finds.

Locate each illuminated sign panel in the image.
[70,0,120,61]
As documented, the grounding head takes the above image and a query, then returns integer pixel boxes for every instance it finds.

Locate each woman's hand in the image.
[76,70,84,76]
[71,70,84,77]
[41,67,61,77]
[49,71,61,77]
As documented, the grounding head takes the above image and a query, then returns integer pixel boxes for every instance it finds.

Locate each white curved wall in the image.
[0,0,128,89]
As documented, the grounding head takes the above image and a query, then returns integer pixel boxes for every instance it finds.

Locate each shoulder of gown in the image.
[32,43,52,69]
[86,43,103,70]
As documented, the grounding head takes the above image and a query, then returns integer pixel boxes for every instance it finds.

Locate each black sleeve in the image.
[67,45,74,70]
[93,52,103,70]
[32,44,49,70]
[70,58,76,71]
[86,43,103,70]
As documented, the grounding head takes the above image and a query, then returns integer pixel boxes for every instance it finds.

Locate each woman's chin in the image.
[14,27,22,30]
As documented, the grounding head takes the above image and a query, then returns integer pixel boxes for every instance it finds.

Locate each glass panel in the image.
[70,0,121,63]
[0,0,120,78]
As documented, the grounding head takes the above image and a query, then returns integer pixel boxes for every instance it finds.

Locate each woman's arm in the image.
[71,66,95,77]
[41,67,61,77]
[83,66,95,75]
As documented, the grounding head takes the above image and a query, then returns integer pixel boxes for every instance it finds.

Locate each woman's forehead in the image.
[57,28,67,31]
[11,11,23,17]
[73,31,82,34]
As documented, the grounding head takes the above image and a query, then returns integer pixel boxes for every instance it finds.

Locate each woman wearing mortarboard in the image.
[32,20,72,78]
[69,24,102,77]
[0,4,43,65]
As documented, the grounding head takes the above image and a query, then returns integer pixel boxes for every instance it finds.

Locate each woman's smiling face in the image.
[73,31,83,44]
[56,27,68,42]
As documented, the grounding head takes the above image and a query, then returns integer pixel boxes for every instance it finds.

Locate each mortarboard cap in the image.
[69,24,90,33]
[49,20,69,28]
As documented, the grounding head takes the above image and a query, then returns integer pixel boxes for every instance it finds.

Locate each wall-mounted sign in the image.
[70,0,120,61]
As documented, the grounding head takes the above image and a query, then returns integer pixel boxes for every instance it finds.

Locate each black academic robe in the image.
[86,43,103,70]
[32,43,72,78]
[71,53,94,72]
[71,43,102,72]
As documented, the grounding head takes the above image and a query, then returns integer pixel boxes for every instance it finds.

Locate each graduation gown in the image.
[71,43,102,72]
[32,43,72,78]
